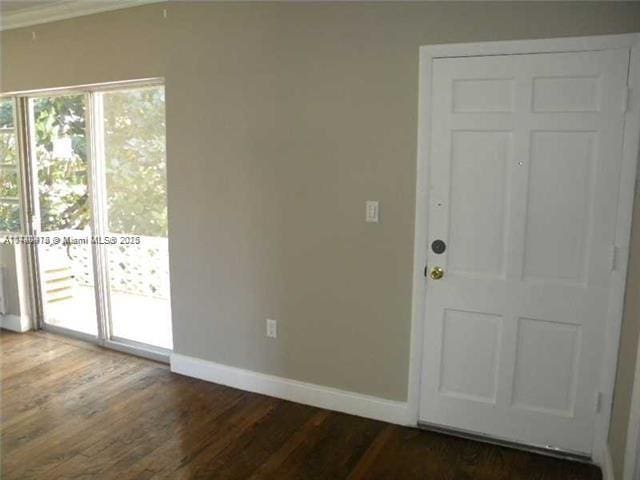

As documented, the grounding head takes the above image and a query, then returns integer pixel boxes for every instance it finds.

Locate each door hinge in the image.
[596,392,604,413]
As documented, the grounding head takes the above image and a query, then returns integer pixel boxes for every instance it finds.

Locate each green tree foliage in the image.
[34,95,90,231]
[32,88,167,237]
[103,88,167,237]
[0,100,13,128]
[0,99,21,232]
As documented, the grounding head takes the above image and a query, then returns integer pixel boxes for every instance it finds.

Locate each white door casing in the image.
[417,45,632,455]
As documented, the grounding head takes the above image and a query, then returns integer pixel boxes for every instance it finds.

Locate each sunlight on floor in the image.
[44,285,173,349]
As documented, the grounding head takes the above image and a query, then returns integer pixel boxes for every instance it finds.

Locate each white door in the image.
[419,48,630,454]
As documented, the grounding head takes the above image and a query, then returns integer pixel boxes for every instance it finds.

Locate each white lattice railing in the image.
[38,230,170,300]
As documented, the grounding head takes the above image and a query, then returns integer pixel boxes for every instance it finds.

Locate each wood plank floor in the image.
[1,330,602,480]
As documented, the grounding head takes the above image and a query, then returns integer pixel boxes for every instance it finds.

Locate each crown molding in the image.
[0,0,166,31]
[1,0,631,32]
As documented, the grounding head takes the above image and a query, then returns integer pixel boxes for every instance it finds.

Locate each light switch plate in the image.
[366,201,379,223]
[266,318,277,338]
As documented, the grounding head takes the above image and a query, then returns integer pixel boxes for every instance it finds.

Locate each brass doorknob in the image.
[430,266,444,280]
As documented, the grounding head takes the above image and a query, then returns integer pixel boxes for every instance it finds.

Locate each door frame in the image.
[8,78,171,363]
[407,33,640,465]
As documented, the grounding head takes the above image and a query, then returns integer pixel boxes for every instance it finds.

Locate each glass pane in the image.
[32,95,90,232]
[0,99,20,233]
[103,87,167,237]
[31,94,97,336]
[102,86,172,349]
[0,201,20,232]
[0,99,14,129]
[0,167,19,198]
[0,133,17,165]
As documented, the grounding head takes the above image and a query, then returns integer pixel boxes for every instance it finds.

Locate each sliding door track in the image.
[40,323,170,364]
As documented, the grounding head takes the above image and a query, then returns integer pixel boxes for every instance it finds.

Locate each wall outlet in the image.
[366,200,379,223]
[266,318,277,338]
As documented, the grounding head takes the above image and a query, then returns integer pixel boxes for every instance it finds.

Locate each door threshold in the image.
[417,421,592,464]
[105,337,170,364]
[41,323,98,344]
[40,324,170,364]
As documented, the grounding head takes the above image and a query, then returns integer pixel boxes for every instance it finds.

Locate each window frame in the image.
[0,78,164,237]
[1,78,169,364]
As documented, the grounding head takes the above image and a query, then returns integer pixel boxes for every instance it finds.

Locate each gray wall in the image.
[2,2,640,470]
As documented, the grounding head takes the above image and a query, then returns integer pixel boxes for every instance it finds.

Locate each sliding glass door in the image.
[23,82,172,353]
[30,94,99,336]
[101,87,172,349]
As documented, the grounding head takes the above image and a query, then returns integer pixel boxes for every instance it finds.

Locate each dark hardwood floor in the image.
[1,330,601,480]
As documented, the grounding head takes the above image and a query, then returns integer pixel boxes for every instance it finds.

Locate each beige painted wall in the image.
[2,2,640,455]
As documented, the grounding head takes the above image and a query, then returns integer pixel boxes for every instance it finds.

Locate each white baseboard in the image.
[0,314,30,333]
[602,443,615,480]
[170,353,411,426]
